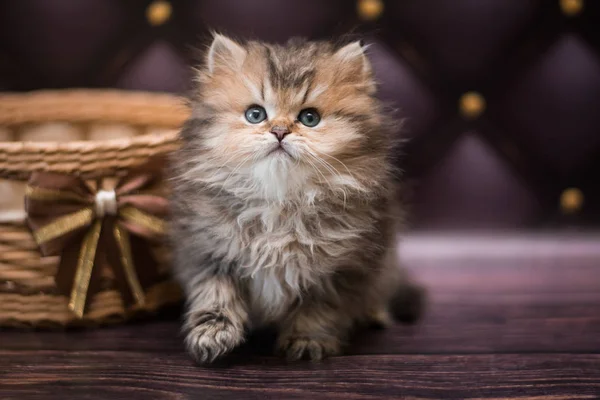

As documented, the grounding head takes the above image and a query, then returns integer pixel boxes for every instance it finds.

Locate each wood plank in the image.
[2,352,599,400]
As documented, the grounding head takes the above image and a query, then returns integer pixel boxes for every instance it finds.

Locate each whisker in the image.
[313,149,356,181]
[214,153,254,198]
[305,153,348,207]
[204,150,249,183]
[304,154,334,196]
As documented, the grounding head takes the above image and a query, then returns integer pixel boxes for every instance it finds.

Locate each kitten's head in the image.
[182,34,394,201]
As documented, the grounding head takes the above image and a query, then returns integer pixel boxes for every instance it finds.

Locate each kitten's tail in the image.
[390,275,426,324]
[387,193,426,324]
[373,245,426,326]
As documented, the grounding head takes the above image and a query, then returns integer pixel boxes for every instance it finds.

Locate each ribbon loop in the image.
[69,220,103,318]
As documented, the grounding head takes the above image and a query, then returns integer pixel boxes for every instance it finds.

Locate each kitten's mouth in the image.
[267,143,292,158]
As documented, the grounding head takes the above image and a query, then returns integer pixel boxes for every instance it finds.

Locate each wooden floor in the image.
[2,234,600,399]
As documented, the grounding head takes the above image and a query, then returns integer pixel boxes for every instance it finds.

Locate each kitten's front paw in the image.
[184,311,245,364]
[277,335,341,361]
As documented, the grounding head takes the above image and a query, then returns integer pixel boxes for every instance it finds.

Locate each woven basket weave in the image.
[0,89,188,327]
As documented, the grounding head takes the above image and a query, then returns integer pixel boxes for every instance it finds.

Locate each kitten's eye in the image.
[245,106,267,124]
[298,108,321,127]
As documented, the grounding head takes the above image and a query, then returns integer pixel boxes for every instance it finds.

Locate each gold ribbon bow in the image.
[24,158,168,318]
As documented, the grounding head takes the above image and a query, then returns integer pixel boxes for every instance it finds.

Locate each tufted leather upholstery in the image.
[1,0,599,230]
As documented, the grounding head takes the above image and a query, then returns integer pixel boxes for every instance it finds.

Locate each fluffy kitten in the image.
[170,34,421,363]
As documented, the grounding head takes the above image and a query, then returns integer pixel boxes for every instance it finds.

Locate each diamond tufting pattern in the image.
[1,0,599,230]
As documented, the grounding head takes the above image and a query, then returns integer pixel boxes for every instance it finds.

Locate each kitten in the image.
[170,34,422,364]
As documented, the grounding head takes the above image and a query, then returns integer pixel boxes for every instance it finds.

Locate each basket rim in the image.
[0,89,188,181]
[0,88,190,131]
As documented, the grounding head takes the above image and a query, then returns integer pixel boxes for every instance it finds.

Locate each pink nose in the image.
[270,126,290,141]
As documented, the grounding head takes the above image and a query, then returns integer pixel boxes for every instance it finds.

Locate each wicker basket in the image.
[0,89,189,327]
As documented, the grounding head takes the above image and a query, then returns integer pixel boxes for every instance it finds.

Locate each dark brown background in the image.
[2,0,599,231]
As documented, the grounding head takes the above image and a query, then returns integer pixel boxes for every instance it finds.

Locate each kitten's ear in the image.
[334,40,372,79]
[206,33,247,74]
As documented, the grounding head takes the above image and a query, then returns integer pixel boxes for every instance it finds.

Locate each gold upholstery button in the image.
[358,0,384,21]
[147,0,172,26]
[560,0,583,16]
[459,92,486,119]
[560,187,584,214]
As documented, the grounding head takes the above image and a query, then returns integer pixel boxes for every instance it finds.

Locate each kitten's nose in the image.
[270,126,290,141]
